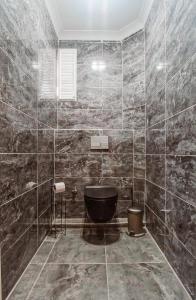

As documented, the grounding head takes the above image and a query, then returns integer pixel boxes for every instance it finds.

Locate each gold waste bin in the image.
[127,207,145,237]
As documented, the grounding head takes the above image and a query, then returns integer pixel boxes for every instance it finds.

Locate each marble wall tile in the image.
[77,64,101,88]
[0,101,37,153]
[102,154,133,177]
[103,130,133,153]
[0,188,37,255]
[164,231,196,298]
[133,178,145,206]
[55,154,102,178]
[166,54,196,118]
[146,181,166,222]
[1,224,37,299]
[166,0,196,81]
[146,205,166,252]
[146,121,166,154]
[77,41,102,64]
[123,61,144,86]
[122,30,144,66]
[58,108,122,129]
[123,79,145,109]
[102,87,122,109]
[146,155,165,188]
[38,99,57,129]
[0,154,37,205]
[102,65,122,88]
[103,41,122,65]
[38,154,54,183]
[166,155,196,207]
[38,179,53,216]
[166,192,196,258]
[146,88,165,127]
[134,129,145,154]
[99,177,133,201]
[166,106,196,155]
[117,201,130,218]
[65,200,85,219]
[123,106,145,130]
[38,207,51,245]
[134,155,145,179]
[38,129,54,153]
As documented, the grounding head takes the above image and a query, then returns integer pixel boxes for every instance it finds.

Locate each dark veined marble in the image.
[166,155,196,207]
[123,79,145,109]
[102,153,133,177]
[134,154,145,179]
[38,129,54,153]
[28,264,108,300]
[166,192,196,258]
[166,105,196,155]
[122,30,144,66]
[102,65,122,88]
[146,87,165,127]
[38,207,51,245]
[38,154,54,183]
[108,263,190,300]
[146,121,166,154]
[103,41,122,65]
[134,129,145,154]
[77,64,102,88]
[38,179,53,216]
[103,130,133,153]
[38,99,57,129]
[102,87,122,109]
[77,41,102,64]
[146,155,165,188]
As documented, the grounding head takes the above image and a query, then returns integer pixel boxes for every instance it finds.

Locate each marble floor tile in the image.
[106,233,164,263]
[31,241,55,264]
[107,263,190,300]
[28,264,108,300]
[48,235,106,263]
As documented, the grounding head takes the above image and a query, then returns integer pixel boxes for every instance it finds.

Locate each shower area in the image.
[0,0,195,299]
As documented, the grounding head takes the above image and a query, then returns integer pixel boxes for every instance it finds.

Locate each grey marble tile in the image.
[146,121,166,154]
[103,41,122,65]
[99,177,133,201]
[166,0,196,81]
[146,88,165,127]
[123,106,145,130]
[146,205,166,252]
[166,54,196,118]
[77,64,101,88]
[7,264,42,300]
[166,106,196,155]
[0,154,37,205]
[58,108,122,129]
[28,264,107,300]
[134,154,145,179]
[38,100,57,129]
[38,154,54,183]
[55,154,102,178]
[55,129,101,154]
[38,129,54,153]
[77,41,102,64]
[38,179,53,216]
[102,65,122,88]
[134,129,145,154]
[2,224,38,299]
[38,208,51,245]
[107,263,190,300]
[102,87,122,109]
[123,60,144,86]
[166,155,196,207]
[65,200,85,219]
[165,230,196,298]
[123,30,144,66]
[146,155,165,188]
[123,79,145,109]
[102,154,133,177]
[31,241,55,264]
[116,201,130,218]
[106,233,164,263]
[103,130,133,153]
[0,188,37,255]
[48,235,105,263]
[146,181,166,222]
[0,101,37,153]
[166,192,196,258]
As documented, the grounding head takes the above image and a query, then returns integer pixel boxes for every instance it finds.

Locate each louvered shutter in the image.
[59,49,77,100]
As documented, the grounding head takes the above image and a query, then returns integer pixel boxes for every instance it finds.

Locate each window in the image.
[58,49,77,100]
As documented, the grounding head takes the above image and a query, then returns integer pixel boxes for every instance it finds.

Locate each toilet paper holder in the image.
[51,182,66,237]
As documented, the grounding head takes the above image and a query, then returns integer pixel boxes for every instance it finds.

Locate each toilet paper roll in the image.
[53,182,65,193]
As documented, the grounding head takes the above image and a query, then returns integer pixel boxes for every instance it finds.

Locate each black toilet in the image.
[84,186,118,223]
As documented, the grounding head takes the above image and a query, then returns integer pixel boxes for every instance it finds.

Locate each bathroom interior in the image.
[0,0,195,299]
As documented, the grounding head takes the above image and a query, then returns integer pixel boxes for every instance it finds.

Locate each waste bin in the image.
[127,207,145,237]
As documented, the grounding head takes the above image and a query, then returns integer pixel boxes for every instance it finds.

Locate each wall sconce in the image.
[91,61,106,71]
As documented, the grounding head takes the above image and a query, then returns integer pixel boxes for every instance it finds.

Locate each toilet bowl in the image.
[84,186,118,223]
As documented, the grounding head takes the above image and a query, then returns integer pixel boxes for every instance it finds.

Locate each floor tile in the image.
[48,235,106,263]
[31,241,55,264]
[28,264,108,300]
[107,263,190,300]
[7,264,42,300]
[106,233,164,263]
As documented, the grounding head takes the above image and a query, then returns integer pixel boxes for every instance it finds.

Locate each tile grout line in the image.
[105,241,110,300]
[26,235,59,300]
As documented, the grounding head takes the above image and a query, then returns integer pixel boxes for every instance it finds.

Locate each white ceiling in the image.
[45,0,153,40]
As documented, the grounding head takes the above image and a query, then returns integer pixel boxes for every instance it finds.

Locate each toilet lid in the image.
[84,186,118,199]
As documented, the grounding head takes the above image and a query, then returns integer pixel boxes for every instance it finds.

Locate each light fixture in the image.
[91,61,106,71]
